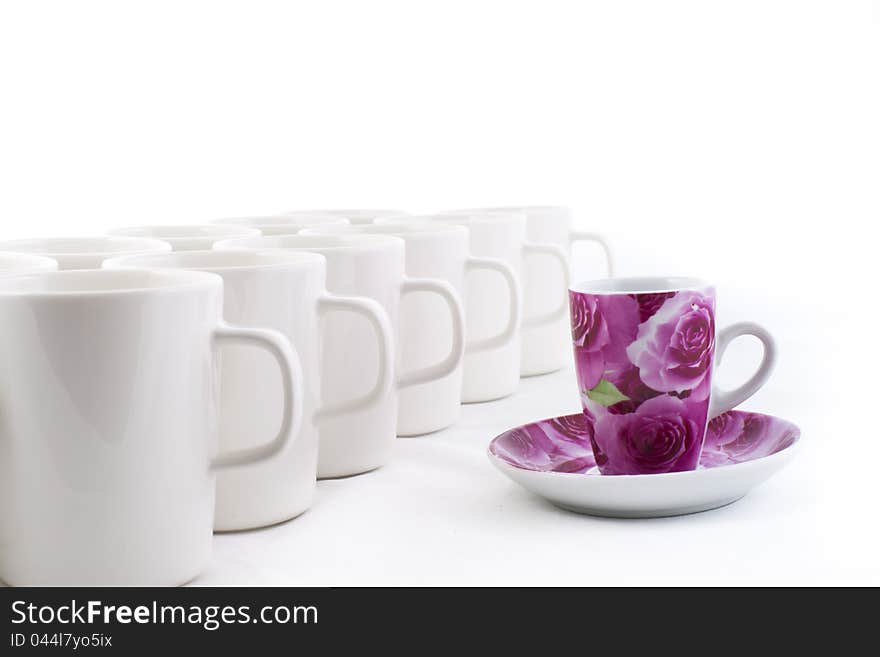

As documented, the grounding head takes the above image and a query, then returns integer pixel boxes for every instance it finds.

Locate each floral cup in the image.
[569,277,776,475]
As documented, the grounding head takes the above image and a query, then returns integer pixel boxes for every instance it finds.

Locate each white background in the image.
[0,1,877,585]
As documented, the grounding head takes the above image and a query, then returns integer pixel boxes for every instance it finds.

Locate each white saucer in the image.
[488,410,800,518]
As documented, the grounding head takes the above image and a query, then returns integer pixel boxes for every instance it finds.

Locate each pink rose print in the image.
[492,422,594,473]
[591,395,707,475]
[570,292,639,392]
[626,290,716,401]
[490,412,798,475]
[550,408,594,440]
[569,292,610,389]
[702,411,798,466]
[633,292,676,323]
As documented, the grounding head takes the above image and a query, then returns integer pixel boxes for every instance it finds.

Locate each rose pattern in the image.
[491,421,595,474]
[569,293,610,389]
[489,410,798,475]
[627,290,716,401]
[592,395,707,475]
[570,287,716,474]
[635,292,676,322]
[702,412,797,465]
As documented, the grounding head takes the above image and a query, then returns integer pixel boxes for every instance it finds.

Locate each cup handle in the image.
[210,322,304,469]
[316,292,395,418]
[397,276,465,389]
[569,230,614,277]
[708,322,777,418]
[464,255,522,353]
[521,241,571,327]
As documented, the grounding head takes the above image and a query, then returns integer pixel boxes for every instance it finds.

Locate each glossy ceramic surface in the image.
[570,277,777,475]
[0,269,300,584]
[489,410,800,517]
[377,212,531,403]
[215,233,463,477]
[452,206,614,376]
[106,250,394,530]
[301,222,517,435]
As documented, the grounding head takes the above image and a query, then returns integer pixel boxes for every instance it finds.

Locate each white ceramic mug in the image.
[105,250,395,531]
[0,237,171,269]
[378,212,564,402]
[0,252,58,275]
[0,269,301,585]
[441,207,611,376]
[108,224,260,250]
[301,223,520,435]
[456,206,613,376]
[280,209,406,225]
[213,214,350,236]
[216,234,465,477]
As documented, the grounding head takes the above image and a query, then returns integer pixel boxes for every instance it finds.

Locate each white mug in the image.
[454,206,614,376]
[301,223,520,435]
[0,237,171,270]
[215,233,465,477]
[0,269,301,585]
[213,214,350,236]
[280,209,406,225]
[378,212,565,402]
[0,252,58,275]
[107,224,260,250]
[105,250,395,531]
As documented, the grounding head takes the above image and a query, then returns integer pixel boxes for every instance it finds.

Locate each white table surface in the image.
[202,361,877,587]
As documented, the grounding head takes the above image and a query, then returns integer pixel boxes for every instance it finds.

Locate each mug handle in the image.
[464,255,522,353]
[521,241,571,327]
[211,322,304,469]
[316,292,395,418]
[708,322,777,418]
[397,277,465,389]
[569,230,614,277]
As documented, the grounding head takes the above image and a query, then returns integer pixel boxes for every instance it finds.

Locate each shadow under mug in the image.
[569,277,776,475]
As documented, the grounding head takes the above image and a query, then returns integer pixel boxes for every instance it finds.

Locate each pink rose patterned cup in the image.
[569,277,776,475]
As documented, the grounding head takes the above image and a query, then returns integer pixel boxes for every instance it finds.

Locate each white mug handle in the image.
[709,322,777,418]
[569,230,614,277]
[521,241,570,327]
[398,276,465,389]
[464,255,522,353]
[211,322,304,469]
[316,292,395,418]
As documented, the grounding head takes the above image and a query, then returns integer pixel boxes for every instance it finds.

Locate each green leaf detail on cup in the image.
[584,379,630,407]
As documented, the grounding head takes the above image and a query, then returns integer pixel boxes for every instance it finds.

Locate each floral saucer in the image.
[488,410,800,518]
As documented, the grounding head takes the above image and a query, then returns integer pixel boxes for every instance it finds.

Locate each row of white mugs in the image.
[0,206,611,585]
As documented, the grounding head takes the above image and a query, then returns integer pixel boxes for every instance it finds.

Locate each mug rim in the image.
[107,225,261,240]
[281,209,405,220]
[214,233,404,254]
[0,267,221,298]
[454,205,569,215]
[377,211,524,227]
[104,249,326,273]
[0,252,59,273]
[0,236,172,257]
[212,214,348,227]
[300,222,468,240]
[570,276,712,295]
